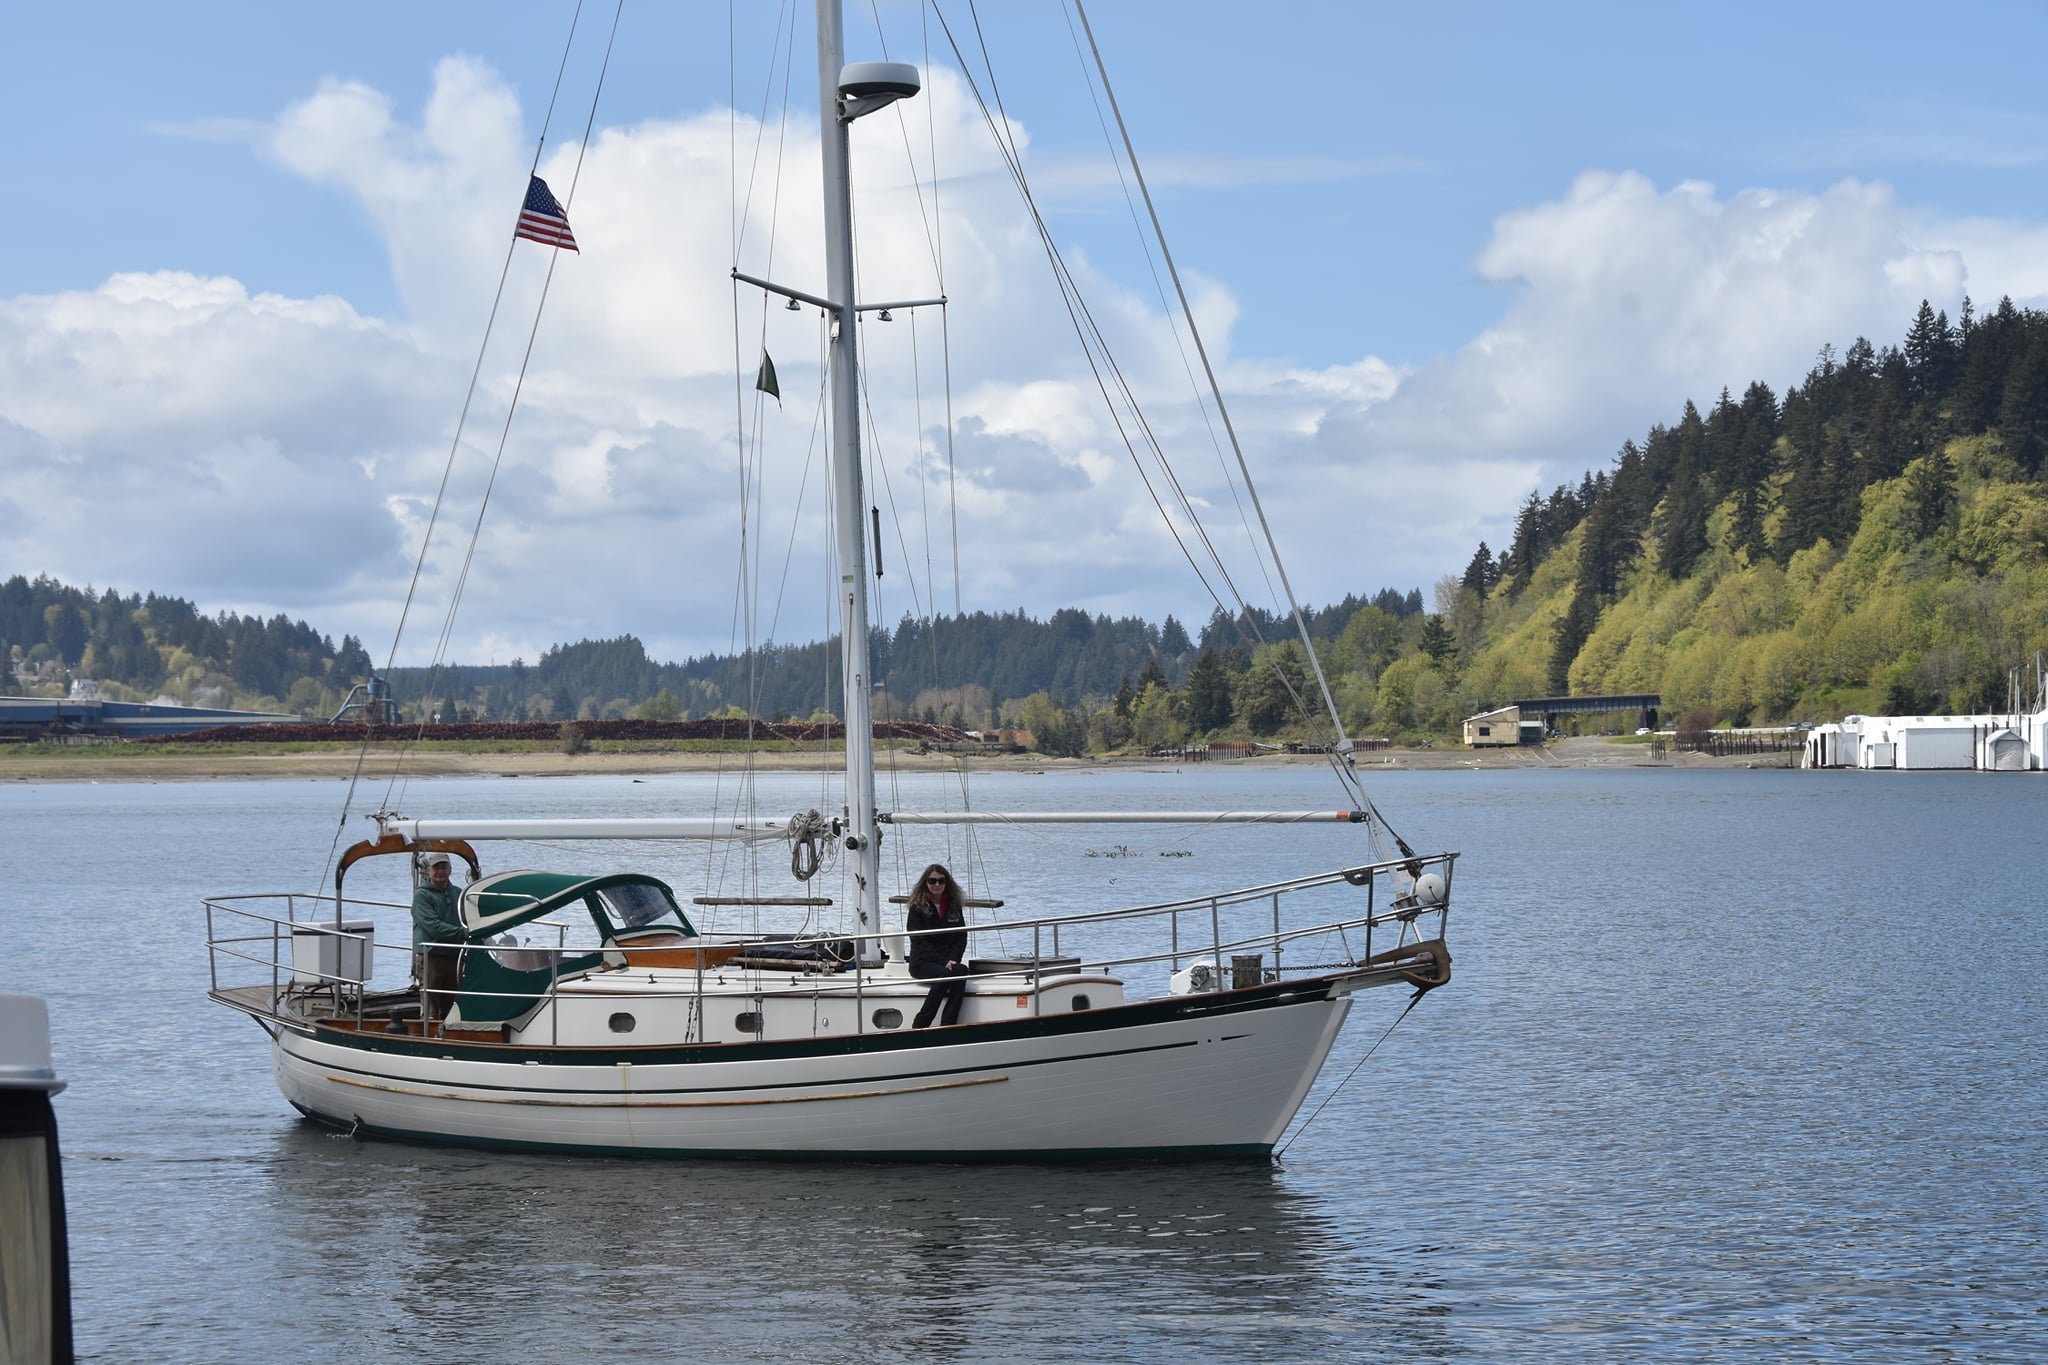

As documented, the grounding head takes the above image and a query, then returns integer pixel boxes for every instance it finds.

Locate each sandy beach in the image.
[0,735,1783,782]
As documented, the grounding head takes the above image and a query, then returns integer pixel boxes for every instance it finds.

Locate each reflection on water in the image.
[223,1128,1450,1364]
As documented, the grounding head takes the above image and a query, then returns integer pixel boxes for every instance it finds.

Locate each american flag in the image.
[515,176,578,252]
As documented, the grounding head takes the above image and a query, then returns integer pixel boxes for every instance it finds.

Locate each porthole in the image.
[872,1008,904,1030]
[735,1011,764,1034]
[608,1012,636,1033]
[1071,995,1091,1012]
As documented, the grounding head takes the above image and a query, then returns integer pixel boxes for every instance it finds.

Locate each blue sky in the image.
[8,2,2048,669]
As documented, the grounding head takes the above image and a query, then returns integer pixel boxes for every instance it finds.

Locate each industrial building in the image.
[0,695,298,740]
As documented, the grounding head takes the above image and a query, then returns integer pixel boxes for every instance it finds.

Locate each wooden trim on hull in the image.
[325,1070,1009,1107]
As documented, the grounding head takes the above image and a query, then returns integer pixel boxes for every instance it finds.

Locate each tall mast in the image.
[818,0,879,946]
[805,2,919,954]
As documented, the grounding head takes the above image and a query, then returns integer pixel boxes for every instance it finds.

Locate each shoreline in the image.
[0,736,1786,783]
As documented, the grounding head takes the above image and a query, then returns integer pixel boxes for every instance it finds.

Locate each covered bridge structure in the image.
[1511,693,1661,733]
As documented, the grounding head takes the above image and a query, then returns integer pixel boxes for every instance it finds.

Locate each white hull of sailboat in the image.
[270,985,1360,1159]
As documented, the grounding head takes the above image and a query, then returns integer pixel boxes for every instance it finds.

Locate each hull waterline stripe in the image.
[297,1030,1210,1100]
[324,1070,1008,1107]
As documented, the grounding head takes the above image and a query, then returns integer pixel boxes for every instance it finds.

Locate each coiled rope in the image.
[786,809,834,882]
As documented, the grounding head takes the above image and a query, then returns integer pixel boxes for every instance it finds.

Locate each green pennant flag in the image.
[756,350,781,403]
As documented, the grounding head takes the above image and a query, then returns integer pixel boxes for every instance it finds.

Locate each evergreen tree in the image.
[1158,615,1191,657]
[331,635,374,686]
[1548,587,1598,695]
[1706,387,1742,492]
[1575,490,1629,603]
[1822,423,1864,544]
[1417,614,1457,671]
[1604,439,1653,546]
[1903,298,1959,408]
[1460,541,1497,597]
[1953,296,2017,433]
[1862,362,1913,484]
[1505,491,1545,590]
[1657,402,1711,579]
[1236,645,1309,734]
[1542,485,1582,545]
[1725,382,1778,560]
[1998,329,2048,476]
[1907,452,1956,539]
[43,603,87,667]
[1775,410,1860,561]
[1181,649,1233,732]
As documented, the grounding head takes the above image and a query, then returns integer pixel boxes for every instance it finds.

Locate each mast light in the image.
[839,61,920,121]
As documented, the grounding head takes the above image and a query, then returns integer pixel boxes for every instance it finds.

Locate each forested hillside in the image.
[2,576,372,715]
[386,590,1424,742]
[1441,296,2048,728]
[14,296,2042,749]
[2,568,1429,746]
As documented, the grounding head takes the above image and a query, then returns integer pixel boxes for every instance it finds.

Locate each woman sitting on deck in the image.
[905,864,970,1028]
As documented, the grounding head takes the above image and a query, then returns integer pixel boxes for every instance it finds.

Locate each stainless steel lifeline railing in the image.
[203,850,1454,1038]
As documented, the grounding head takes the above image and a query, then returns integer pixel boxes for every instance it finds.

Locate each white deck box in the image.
[290,919,376,985]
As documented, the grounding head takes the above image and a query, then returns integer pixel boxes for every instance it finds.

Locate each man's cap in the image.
[422,851,452,867]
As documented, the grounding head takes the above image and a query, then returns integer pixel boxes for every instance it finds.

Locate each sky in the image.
[9,1,2048,670]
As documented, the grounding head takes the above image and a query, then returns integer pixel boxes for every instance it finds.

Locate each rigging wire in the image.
[318,1,595,890]
[718,0,802,921]
[933,6,1243,624]
[384,0,627,828]
[1064,2,1400,843]
[928,0,1407,850]
[729,0,798,908]
[1273,985,1433,1160]
[915,5,963,620]
[933,4,1315,828]
[1070,0,1373,811]
[1056,5,1274,617]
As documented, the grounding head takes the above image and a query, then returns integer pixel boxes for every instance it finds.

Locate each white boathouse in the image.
[1805,709,2048,771]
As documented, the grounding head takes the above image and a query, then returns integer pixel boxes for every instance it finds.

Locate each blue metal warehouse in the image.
[0,696,297,739]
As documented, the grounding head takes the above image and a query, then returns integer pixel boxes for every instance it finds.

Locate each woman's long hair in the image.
[907,863,962,914]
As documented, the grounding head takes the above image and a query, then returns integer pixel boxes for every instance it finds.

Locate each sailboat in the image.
[204,2,1454,1161]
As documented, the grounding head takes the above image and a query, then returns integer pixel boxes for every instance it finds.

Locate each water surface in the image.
[5,763,2043,1361]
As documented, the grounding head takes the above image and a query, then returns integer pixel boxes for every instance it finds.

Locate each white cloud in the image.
[11,59,2048,672]
[1344,170,2048,558]
[0,269,444,623]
